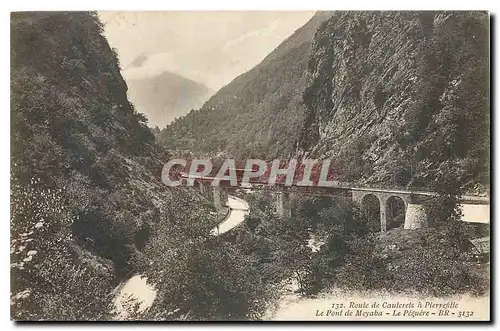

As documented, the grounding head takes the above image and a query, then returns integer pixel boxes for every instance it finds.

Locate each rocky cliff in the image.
[299,11,489,192]
[10,11,214,320]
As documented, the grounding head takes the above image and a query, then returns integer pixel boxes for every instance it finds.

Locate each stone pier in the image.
[276,190,291,219]
[404,203,427,229]
[220,186,229,207]
[213,186,221,210]
[195,180,229,211]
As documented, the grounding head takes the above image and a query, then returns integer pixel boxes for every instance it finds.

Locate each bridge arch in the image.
[352,190,412,233]
[385,196,406,230]
[360,194,382,232]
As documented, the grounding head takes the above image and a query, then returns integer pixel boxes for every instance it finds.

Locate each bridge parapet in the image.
[181,174,489,231]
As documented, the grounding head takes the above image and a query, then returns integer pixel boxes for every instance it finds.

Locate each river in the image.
[112,198,488,320]
[112,195,249,319]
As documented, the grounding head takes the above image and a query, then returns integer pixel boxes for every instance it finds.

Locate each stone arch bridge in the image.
[183,174,489,233]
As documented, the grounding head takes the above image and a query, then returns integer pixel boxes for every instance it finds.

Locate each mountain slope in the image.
[11,11,280,321]
[125,65,213,128]
[299,11,489,191]
[10,11,215,320]
[157,11,333,158]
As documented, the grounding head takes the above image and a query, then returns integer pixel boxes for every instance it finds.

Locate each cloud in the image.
[99,11,315,90]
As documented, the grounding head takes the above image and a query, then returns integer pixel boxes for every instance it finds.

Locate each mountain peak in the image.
[124,53,214,128]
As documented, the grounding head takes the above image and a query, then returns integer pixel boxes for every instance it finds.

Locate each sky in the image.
[98,11,315,91]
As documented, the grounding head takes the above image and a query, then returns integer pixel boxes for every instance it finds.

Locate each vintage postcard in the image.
[10,11,490,321]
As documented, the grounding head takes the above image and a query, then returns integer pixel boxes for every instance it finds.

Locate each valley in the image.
[10,10,490,321]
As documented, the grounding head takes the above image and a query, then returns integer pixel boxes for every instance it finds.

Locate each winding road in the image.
[210,196,250,235]
[112,195,250,319]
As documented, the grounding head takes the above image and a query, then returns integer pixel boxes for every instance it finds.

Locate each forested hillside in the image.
[157,11,332,158]
[299,11,489,193]
[10,12,272,320]
[158,11,489,195]
[125,61,213,128]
